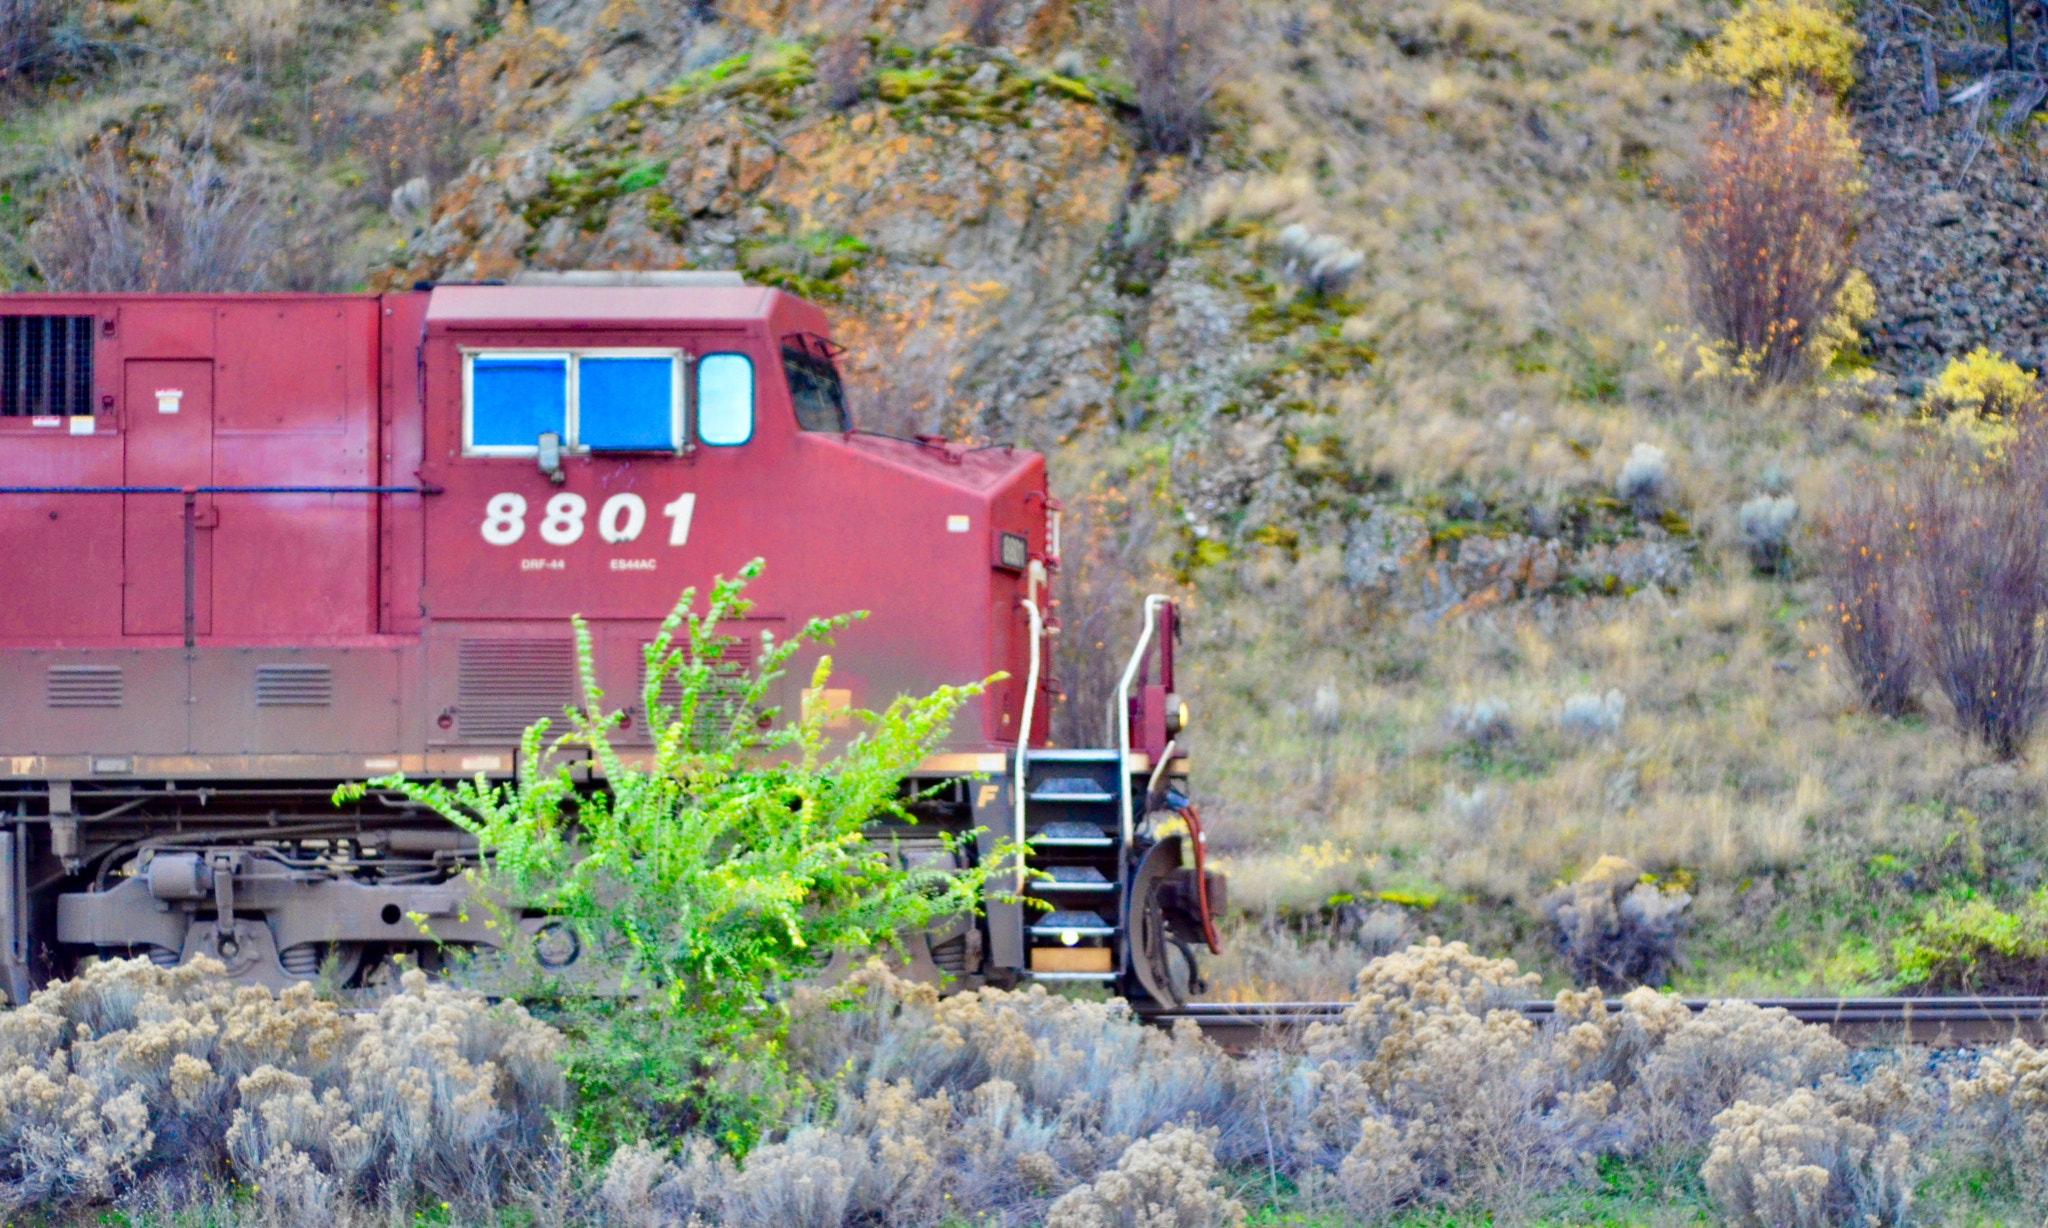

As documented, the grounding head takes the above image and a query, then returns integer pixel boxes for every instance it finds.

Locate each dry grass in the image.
[28,134,280,291]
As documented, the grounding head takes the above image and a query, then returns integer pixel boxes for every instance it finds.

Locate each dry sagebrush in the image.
[1287,940,1872,1222]
[0,957,562,1217]
[1949,1039,2048,1211]
[599,962,1257,1228]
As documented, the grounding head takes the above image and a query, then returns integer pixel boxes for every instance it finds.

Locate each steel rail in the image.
[1146,997,2048,1049]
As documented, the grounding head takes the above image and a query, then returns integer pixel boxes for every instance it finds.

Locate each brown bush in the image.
[817,32,869,111]
[1118,0,1228,154]
[1540,855,1691,990]
[1908,415,2048,760]
[1678,99,1859,384]
[362,36,485,196]
[0,0,76,84]
[27,137,281,292]
[1819,475,1918,718]
[962,0,1008,45]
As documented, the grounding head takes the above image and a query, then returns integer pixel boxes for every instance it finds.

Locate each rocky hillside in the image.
[12,0,2048,995]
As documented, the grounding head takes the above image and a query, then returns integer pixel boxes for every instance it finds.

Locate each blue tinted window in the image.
[698,354,753,446]
[470,355,566,449]
[579,356,676,450]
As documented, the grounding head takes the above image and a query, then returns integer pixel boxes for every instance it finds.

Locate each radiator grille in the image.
[458,639,578,741]
[46,665,122,708]
[256,664,334,707]
[1,316,94,418]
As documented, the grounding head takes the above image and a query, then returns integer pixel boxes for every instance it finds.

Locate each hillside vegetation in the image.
[8,0,2048,1000]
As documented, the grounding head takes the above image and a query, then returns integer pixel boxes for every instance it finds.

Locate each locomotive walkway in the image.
[1148,996,2048,1048]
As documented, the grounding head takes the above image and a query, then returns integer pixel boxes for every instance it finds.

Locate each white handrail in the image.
[1115,594,1170,847]
[1014,597,1044,889]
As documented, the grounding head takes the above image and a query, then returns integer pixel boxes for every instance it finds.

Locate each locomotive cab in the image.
[408,281,1051,755]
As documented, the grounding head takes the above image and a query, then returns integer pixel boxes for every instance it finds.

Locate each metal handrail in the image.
[1014,597,1044,890]
[0,485,428,494]
[1114,594,1170,848]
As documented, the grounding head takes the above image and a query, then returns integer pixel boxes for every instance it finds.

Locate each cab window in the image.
[782,346,849,432]
[463,350,681,454]
[697,353,753,446]
[466,353,567,451]
[579,355,678,451]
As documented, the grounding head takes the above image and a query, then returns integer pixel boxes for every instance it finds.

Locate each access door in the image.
[124,360,214,636]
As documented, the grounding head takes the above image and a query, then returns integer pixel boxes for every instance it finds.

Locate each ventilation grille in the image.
[644,637,757,737]
[256,664,334,707]
[458,639,578,741]
[2,316,94,418]
[46,665,122,708]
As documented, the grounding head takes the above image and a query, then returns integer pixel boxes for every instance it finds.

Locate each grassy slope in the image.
[2,0,2039,998]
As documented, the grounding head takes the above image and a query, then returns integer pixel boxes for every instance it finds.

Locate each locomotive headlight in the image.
[1166,693,1190,735]
[998,532,1029,571]
[1060,929,1081,947]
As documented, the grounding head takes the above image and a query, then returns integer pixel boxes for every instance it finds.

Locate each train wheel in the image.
[1126,836,1186,1008]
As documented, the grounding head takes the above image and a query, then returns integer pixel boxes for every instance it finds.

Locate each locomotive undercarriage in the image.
[0,761,1215,1007]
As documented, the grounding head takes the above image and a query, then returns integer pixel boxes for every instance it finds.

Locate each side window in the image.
[697,353,753,446]
[782,347,849,432]
[467,353,567,451]
[579,355,678,451]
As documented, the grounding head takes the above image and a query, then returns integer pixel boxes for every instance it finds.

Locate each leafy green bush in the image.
[342,560,1003,1154]
[1893,892,2048,994]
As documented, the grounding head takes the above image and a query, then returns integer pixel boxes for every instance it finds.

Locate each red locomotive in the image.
[0,272,1218,1005]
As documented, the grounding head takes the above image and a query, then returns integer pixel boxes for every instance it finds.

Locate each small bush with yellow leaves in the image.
[1689,0,1863,99]
[1923,346,2039,437]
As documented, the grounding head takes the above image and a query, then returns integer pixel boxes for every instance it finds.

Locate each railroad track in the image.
[1147,997,2048,1048]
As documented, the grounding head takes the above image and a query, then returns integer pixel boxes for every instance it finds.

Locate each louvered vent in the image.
[457,639,578,741]
[644,637,758,738]
[256,664,333,707]
[46,665,122,708]
[2,316,94,418]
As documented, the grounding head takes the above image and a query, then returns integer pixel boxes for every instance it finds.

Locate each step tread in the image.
[1031,821,1113,846]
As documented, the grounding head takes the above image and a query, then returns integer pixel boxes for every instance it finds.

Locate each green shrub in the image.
[1894,891,2048,994]
[341,560,1004,1155]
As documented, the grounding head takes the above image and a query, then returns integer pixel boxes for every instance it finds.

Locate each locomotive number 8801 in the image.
[0,271,1220,1006]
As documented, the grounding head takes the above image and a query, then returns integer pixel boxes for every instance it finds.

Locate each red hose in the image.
[1179,802,1223,954]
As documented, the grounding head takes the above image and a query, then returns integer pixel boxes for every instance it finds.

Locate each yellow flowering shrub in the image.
[1927,346,2038,419]
[1922,347,2038,451]
[1690,0,1862,100]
